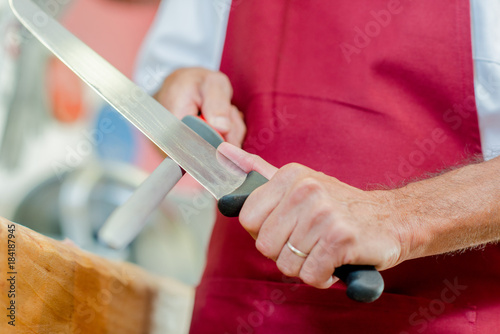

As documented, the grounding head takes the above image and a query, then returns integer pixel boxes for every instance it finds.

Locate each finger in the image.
[273,194,324,276]
[155,88,201,118]
[238,166,290,239]
[218,143,281,237]
[257,182,319,261]
[239,177,285,239]
[224,106,246,147]
[239,164,310,245]
[255,198,299,261]
[217,142,278,179]
[155,77,202,119]
[275,241,306,278]
[200,73,234,133]
[299,239,339,289]
[233,162,311,240]
[173,98,201,119]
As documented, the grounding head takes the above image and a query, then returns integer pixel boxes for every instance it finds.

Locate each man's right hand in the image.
[154,67,246,147]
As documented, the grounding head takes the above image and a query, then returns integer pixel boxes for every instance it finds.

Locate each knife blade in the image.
[8,0,246,200]
[9,0,384,303]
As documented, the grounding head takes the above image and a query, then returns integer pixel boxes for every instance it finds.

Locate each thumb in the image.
[217,142,278,180]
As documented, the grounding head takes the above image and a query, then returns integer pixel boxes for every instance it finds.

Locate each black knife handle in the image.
[218,171,384,303]
[218,171,268,217]
[182,115,224,148]
[334,265,384,303]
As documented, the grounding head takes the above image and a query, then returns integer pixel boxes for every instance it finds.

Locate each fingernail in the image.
[211,116,230,132]
[326,277,335,286]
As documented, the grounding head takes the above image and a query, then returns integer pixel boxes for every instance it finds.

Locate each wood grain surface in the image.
[0,217,193,333]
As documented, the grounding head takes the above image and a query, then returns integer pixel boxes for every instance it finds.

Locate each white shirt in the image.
[135,0,500,160]
[471,0,500,160]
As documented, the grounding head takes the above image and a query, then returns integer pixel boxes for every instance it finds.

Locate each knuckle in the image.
[312,203,335,221]
[300,271,321,287]
[341,251,359,266]
[239,213,259,235]
[330,223,357,244]
[171,67,187,76]
[276,259,295,277]
[274,163,305,185]
[205,72,232,88]
[255,237,273,258]
[314,240,334,259]
[169,68,197,84]
[302,256,320,273]
[296,177,323,194]
[324,226,356,250]
[289,177,324,206]
[241,153,263,172]
[321,225,360,265]
[168,68,183,79]
[300,258,333,289]
[280,163,304,176]
[382,246,401,269]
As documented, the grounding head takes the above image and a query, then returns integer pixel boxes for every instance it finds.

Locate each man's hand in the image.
[155,67,246,146]
[219,142,500,290]
[219,143,409,289]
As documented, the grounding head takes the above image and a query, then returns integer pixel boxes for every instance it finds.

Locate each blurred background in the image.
[0,0,215,287]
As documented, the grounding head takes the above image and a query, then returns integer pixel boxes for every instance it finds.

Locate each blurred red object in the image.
[47,0,160,123]
[61,0,160,79]
[47,58,84,123]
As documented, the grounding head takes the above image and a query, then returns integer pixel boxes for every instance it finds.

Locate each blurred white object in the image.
[98,157,183,250]
[58,161,136,260]
[0,0,74,169]
[134,0,230,94]
[471,0,500,160]
[133,185,216,286]
[0,3,21,164]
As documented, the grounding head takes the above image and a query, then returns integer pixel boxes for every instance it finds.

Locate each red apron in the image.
[190,1,500,333]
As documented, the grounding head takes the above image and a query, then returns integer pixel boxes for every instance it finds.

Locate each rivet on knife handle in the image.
[218,173,385,302]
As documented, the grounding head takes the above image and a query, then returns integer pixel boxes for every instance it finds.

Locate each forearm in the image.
[397,156,500,260]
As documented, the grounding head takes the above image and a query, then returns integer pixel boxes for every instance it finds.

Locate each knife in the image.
[9,0,384,303]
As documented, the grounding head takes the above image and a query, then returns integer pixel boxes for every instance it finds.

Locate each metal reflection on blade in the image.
[9,0,246,199]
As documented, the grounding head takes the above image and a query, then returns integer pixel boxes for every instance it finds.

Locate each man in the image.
[136,0,500,332]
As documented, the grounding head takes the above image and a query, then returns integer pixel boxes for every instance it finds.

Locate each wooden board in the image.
[0,217,194,333]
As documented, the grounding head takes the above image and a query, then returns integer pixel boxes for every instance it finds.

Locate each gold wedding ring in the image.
[286,241,309,258]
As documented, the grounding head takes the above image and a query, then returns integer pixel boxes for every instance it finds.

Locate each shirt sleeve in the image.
[133,0,231,95]
[471,0,500,160]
